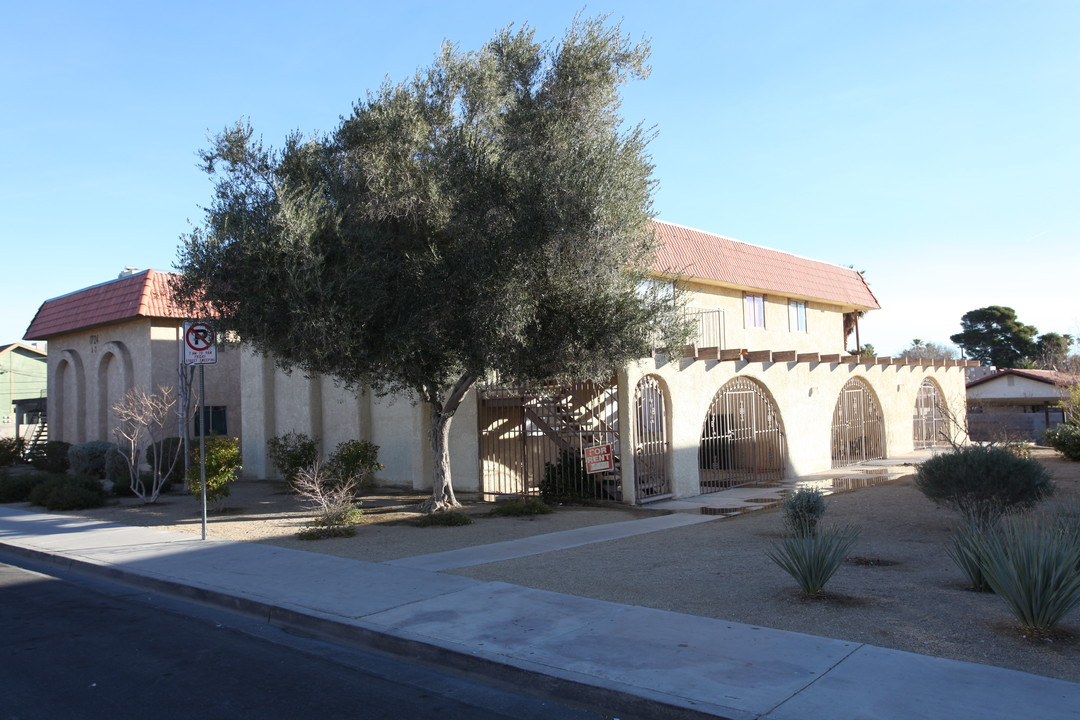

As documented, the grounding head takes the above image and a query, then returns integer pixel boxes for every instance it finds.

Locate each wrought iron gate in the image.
[634,375,671,502]
[699,377,786,492]
[478,379,621,502]
[831,378,885,467]
[913,378,947,448]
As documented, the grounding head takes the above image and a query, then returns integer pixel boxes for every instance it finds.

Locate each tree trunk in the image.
[419,408,460,513]
[418,374,475,514]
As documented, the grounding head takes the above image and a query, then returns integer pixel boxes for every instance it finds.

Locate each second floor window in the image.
[744,294,765,329]
[789,300,807,332]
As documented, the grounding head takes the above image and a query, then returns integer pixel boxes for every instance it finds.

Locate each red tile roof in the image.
[967,368,1080,389]
[24,270,187,340]
[650,220,880,310]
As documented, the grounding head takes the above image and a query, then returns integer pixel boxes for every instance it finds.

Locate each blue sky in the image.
[3,0,1078,356]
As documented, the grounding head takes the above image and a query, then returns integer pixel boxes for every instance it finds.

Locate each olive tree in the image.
[174,18,688,511]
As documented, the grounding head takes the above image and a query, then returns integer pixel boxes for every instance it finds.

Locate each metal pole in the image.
[200,365,207,540]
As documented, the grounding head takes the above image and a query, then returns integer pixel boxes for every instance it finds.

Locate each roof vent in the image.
[118,266,141,278]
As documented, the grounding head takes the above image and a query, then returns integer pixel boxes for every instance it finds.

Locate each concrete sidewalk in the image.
[2,505,1078,720]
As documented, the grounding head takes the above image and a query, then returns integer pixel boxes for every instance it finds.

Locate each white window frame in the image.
[744,294,765,329]
[788,300,807,332]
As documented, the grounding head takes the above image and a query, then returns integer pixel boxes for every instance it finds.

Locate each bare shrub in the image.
[293,462,363,539]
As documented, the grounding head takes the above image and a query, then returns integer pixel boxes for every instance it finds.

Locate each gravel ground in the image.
[8,448,1080,683]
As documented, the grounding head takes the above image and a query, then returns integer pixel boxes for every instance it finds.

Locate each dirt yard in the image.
[8,448,1080,683]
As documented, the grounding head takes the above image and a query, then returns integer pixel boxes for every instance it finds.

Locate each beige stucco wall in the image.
[45,319,242,447]
[238,348,484,489]
[682,283,848,354]
[617,355,967,503]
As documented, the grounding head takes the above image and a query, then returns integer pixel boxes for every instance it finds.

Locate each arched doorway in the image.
[914,378,948,448]
[831,377,885,467]
[699,377,786,492]
[634,375,671,501]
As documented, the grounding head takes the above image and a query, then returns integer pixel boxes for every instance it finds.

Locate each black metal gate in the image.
[634,375,671,502]
[478,379,621,502]
[699,377,787,492]
[831,378,885,467]
[913,378,948,448]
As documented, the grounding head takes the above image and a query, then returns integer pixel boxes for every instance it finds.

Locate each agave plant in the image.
[767,524,860,595]
[945,520,995,592]
[979,515,1080,632]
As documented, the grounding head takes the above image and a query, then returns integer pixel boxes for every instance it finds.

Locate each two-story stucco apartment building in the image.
[239,221,970,504]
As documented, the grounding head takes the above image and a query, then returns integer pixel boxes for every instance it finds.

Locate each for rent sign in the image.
[584,443,614,474]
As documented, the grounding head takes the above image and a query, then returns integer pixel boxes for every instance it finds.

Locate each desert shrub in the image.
[977,514,1080,632]
[266,432,319,488]
[539,451,596,504]
[103,446,130,483]
[0,471,45,503]
[0,437,25,466]
[68,441,117,479]
[146,437,186,487]
[414,510,473,527]
[489,496,554,517]
[1043,423,1080,462]
[27,474,107,511]
[781,488,826,537]
[945,520,994,592]
[293,463,364,539]
[767,525,861,595]
[28,440,70,473]
[915,445,1054,524]
[189,436,241,506]
[324,439,382,493]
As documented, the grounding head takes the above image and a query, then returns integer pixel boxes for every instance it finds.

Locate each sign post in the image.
[183,321,217,540]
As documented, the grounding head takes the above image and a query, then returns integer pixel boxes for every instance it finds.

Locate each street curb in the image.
[0,541,753,720]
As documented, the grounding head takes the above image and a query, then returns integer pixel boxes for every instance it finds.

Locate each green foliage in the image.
[174,17,691,509]
[103,447,130,483]
[977,515,1080,632]
[767,525,861,596]
[189,436,242,505]
[950,306,1038,368]
[1043,423,1080,461]
[945,521,994,592]
[898,339,957,361]
[1034,333,1075,369]
[266,432,319,487]
[489,496,555,517]
[146,437,186,487]
[27,474,107,511]
[325,439,382,493]
[414,510,474,527]
[540,451,597,504]
[915,445,1054,524]
[0,437,25,466]
[0,471,45,503]
[28,440,71,473]
[781,488,826,537]
[68,441,117,478]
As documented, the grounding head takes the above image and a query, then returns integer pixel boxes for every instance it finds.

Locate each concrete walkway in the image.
[1,503,1077,720]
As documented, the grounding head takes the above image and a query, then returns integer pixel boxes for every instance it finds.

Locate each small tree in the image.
[113,385,184,503]
[174,17,690,513]
[899,339,957,361]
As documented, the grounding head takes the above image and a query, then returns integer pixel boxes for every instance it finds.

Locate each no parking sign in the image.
[184,321,217,365]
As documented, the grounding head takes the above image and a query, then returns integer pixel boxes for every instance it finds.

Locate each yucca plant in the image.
[767,525,861,595]
[945,520,995,592]
[978,515,1080,632]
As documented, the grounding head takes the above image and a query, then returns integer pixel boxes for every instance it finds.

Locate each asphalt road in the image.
[0,560,606,720]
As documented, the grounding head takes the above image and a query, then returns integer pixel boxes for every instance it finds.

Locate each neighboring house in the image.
[23,269,242,449]
[966,368,1078,441]
[241,220,971,503]
[0,342,48,441]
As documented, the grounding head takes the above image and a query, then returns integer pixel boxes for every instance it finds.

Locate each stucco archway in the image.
[699,376,787,491]
[831,377,885,467]
[634,374,671,501]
